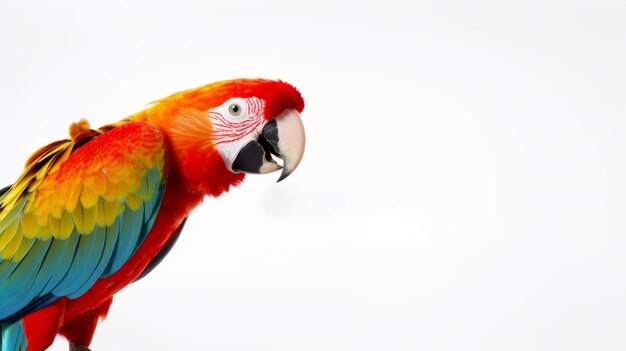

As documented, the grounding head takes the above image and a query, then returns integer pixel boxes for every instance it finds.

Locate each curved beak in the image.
[232,109,305,182]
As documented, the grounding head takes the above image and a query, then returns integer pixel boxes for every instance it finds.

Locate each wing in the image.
[0,121,167,322]
[133,217,187,282]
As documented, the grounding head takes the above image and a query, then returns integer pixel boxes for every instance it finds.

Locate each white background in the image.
[1,0,625,350]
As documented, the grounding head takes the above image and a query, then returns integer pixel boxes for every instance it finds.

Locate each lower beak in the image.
[231,109,305,182]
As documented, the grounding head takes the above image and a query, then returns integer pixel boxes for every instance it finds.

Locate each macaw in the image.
[0,79,306,351]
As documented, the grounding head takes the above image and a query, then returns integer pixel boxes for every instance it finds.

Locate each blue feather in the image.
[3,239,52,318]
[0,260,19,291]
[1,320,27,351]
[55,227,104,298]
[66,226,106,298]
[72,224,117,297]
[100,216,122,277]
[143,168,161,216]
[43,233,79,293]
[0,239,50,319]
[0,293,58,325]
[138,190,162,246]
[104,207,142,276]
[0,161,166,326]
[0,236,35,285]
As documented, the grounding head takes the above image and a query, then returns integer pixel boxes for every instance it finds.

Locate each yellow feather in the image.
[102,163,122,184]
[27,141,69,169]
[34,203,49,228]
[63,180,82,212]
[23,195,36,214]
[28,156,59,191]
[103,200,119,226]
[102,180,118,202]
[136,176,150,201]
[91,171,108,195]
[2,174,35,208]
[38,221,52,240]
[96,199,106,227]
[10,173,36,196]
[82,204,97,234]
[20,212,40,238]
[59,211,74,239]
[73,201,85,234]
[0,198,27,232]
[125,193,142,211]
[49,216,60,237]
[126,174,140,192]
[116,202,126,216]
[156,156,165,173]
[47,141,75,175]
[50,204,63,219]
[1,229,22,260]
[118,164,133,179]
[0,219,19,251]
[115,180,131,197]
[30,191,50,220]
[80,185,99,209]
[12,237,34,261]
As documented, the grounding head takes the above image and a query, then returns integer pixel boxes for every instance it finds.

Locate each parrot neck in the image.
[165,141,246,197]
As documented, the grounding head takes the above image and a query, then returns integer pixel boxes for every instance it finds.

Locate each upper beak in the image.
[231,109,305,182]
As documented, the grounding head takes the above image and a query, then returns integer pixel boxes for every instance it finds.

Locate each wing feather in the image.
[0,121,167,322]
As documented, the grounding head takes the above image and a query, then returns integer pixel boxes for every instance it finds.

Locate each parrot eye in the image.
[229,103,242,116]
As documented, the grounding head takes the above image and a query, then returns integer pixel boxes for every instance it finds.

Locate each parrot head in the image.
[135,79,306,196]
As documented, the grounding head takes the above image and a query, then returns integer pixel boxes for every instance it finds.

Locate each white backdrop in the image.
[1,1,625,350]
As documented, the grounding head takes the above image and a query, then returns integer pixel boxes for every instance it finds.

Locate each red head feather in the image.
[155,79,304,118]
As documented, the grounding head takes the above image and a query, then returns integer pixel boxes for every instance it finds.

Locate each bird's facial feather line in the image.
[208,97,265,145]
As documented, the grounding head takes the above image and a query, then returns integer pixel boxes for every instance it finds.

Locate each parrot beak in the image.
[232,109,305,182]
